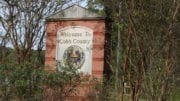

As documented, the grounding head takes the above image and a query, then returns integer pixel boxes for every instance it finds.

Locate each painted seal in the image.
[63,45,85,68]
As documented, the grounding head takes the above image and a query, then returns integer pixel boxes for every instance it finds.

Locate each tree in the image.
[0,0,72,64]
[87,0,179,101]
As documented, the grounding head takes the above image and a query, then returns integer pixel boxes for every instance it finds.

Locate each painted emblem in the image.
[63,45,85,68]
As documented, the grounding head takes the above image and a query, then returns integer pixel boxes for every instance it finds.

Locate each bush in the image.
[0,62,82,101]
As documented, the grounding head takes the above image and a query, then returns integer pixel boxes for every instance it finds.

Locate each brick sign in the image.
[45,4,105,100]
[45,4,105,77]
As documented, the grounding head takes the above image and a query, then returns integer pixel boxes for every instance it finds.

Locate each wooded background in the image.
[0,0,179,101]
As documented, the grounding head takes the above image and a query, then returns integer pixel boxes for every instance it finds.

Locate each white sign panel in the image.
[56,26,93,74]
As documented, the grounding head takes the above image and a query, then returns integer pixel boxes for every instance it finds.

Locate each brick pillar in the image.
[45,20,105,100]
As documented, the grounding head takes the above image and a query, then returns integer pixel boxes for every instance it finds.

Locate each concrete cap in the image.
[46,4,104,21]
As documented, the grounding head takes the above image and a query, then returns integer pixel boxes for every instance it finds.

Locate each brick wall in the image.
[45,20,105,101]
[45,20,105,78]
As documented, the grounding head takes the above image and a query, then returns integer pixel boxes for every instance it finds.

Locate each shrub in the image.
[0,62,82,101]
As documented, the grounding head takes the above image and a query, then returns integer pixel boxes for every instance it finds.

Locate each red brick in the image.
[54,20,105,33]
[92,61,104,72]
[45,48,56,59]
[45,19,105,100]
[45,20,105,77]
[93,48,104,59]
[46,23,58,34]
[44,60,56,70]
[46,35,57,45]
[92,71,104,78]
[93,33,105,45]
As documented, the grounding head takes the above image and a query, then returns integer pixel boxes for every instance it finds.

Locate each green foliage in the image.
[0,62,82,101]
[96,77,121,101]
[87,0,179,101]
